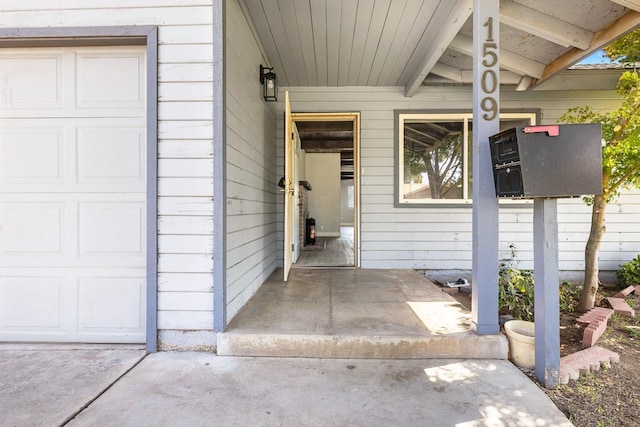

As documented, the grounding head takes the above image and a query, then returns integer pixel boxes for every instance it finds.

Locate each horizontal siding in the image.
[158,216,213,235]
[150,0,214,346]
[158,235,213,253]
[159,139,213,158]
[158,254,212,273]
[158,291,212,311]
[0,7,213,27]
[158,272,213,292]
[0,0,216,343]
[279,85,640,273]
[158,197,213,216]
[1,0,212,9]
[157,311,212,330]
[158,177,213,196]
[224,0,278,322]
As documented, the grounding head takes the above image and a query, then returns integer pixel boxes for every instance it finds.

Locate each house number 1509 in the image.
[481,17,497,121]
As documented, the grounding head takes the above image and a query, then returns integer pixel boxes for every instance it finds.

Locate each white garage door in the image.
[0,46,147,343]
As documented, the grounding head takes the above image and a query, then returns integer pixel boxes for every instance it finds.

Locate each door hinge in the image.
[291,244,295,252]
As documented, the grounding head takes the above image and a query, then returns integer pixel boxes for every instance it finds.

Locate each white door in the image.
[0,46,147,343]
[292,126,301,263]
[283,92,296,281]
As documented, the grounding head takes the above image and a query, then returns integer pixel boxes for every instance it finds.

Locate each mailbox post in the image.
[489,123,602,388]
[534,198,560,387]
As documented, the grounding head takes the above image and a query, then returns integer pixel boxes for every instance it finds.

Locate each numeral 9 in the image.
[481,96,497,121]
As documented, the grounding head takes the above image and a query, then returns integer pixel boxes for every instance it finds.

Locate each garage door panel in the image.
[0,52,63,109]
[77,127,145,184]
[77,277,144,331]
[0,203,65,255]
[0,128,63,181]
[79,203,145,255]
[0,45,147,343]
[0,277,64,329]
[76,51,144,109]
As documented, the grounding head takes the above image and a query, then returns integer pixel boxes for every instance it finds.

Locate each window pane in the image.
[396,112,536,205]
[403,121,464,200]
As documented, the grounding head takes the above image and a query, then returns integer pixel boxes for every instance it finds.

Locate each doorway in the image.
[290,113,360,268]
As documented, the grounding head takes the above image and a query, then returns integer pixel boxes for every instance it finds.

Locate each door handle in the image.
[279,179,295,195]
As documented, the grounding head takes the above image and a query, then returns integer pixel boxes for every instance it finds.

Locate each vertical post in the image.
[145,27,159,353]
[534,198,560,388]
[213,0,227,332]
[471,0,500,334]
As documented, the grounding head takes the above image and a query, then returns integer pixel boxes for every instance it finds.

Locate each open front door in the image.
[283,91,296,281]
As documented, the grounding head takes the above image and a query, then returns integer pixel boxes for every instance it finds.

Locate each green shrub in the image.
[499,245,585,320]
[499,244,535,322]
[617,254,640,288]
[559,281,581,313]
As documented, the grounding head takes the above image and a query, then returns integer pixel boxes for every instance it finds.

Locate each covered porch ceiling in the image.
[241,0,640,94]
[240,0,640,180]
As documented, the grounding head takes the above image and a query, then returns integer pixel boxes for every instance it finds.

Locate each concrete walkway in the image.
[1,346,572,427]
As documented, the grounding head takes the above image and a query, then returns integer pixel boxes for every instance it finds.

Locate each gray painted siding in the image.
[225,0,278,320]
[277,86,640,275]
[1,0,216,349]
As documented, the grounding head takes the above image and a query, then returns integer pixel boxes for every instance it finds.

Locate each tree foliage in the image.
[604,29,640,63]
[559,29,640,310]
[404,133,463,199]
[560,70,640,204]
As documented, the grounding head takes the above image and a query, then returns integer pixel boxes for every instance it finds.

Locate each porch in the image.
[217,269,507,359]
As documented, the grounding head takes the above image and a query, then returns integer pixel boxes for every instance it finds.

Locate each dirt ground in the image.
[446,285,640,427]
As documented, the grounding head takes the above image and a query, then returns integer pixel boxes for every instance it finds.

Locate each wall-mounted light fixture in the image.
[260,64,278,102]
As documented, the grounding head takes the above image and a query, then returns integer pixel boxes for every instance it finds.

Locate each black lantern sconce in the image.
[260,64,278,102]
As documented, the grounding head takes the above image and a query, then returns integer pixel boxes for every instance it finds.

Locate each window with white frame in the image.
[396,112,537,205]
[347,185,354,208]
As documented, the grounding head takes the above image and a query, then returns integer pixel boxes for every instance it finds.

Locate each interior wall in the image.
[306,153,341,236]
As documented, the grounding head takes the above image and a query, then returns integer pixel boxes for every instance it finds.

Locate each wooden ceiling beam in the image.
[430,62,523,84]
[430,62,463,82]
[529,10,640,89]
[301,140,353,151]
[450,34,546,78]
[610,0,640,13]
[500,0,593,50]
[404,0,472,97]
[298,134,353,143]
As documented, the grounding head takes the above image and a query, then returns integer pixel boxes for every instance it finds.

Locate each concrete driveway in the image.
[0,344,146,426]
[1,345,572,427]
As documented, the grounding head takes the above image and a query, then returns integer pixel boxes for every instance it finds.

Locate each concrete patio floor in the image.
[217,268,507,359]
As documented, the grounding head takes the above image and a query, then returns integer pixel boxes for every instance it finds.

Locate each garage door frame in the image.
[0,26,159,352]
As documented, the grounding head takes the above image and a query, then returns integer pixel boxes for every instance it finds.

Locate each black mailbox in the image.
[489,124,603,198]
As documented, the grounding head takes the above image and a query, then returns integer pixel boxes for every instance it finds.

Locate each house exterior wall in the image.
[225,0,278,321]
[4,1,640,349]
[0,0,217,350]
[278,86,640,278]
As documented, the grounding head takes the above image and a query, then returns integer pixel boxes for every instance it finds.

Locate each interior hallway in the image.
[295,226,355,267]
